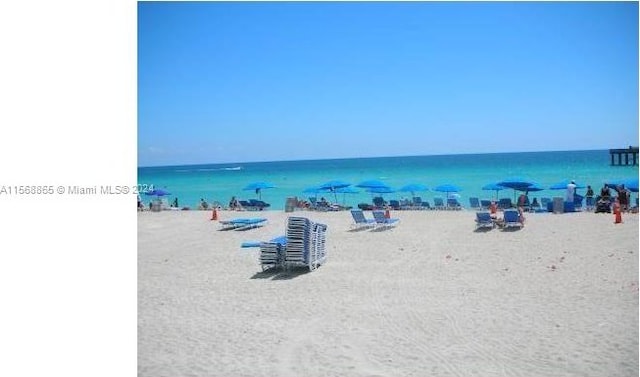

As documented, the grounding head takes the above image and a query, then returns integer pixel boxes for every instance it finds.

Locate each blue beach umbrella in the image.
[515,183,544,193]
[319,180,351,191]
[319,180,351,202]
[356,179,389,189]
[497,177,535,190]
[243,181,276,200]
[434,184,461,198]
[482,183,505,200]
[497,178,536,201]
[366,186,395,201]
[549,180,586,190]
[367,186,395,194]
[399,183,429,197]
[334,186,360,205]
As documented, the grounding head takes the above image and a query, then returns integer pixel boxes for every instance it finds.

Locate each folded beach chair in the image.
[219,217,267,231]
[350,209,376,229]
[433,197,445,210]
[502,210,523,229]
[475,211,495,229]
[371,210,399,228]
[469,197,481,211]
[259,236,287,271]
[284,217,328,271]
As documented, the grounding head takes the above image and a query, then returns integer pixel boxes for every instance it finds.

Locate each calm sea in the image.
[137,150,638,210]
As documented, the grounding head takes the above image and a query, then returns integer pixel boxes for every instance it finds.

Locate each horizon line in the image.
[137,147,618,169]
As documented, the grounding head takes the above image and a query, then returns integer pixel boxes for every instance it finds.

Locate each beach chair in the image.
[372,196,386,209]
[238,200,256,210]
[219,217,267,230]
[284,217,327,271]
[388,200,401,210]
[249,199,270,210]
[350,209,376,229]
[540,197,551,211]
[475,211,495,229]
[258,236,287,271]
[371,210,399,228]
[433,197,445,210]
[469,197,481,211]
[573,194,584,211]
[498,198,513,210]
[480,199,492,210]
[421,201,432,210]
[447,198,462,210]
[502,210,523,229]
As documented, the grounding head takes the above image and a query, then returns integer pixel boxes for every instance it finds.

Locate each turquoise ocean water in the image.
[137,150,639,210]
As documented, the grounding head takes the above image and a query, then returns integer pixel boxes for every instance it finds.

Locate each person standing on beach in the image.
[600,184,611,202]
[566,181,576,202]
[585,185,594,210]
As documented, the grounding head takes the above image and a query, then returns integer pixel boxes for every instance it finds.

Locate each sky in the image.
[138,1,639,167]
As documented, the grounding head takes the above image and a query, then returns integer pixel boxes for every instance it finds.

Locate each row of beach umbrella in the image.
[145,178,638,205]
[240,177,639,201]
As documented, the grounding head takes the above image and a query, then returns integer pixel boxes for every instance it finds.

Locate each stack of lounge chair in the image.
[284,217,328,271]
[259,236,287,271]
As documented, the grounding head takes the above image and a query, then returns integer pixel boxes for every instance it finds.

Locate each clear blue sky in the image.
[138,1,638,167]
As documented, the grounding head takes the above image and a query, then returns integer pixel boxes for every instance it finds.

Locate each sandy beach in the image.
[138,209,638,377]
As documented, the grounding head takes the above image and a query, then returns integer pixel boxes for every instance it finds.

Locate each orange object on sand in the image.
[613,201,622,224]
[211,207,218,221]
[384,208,390,219]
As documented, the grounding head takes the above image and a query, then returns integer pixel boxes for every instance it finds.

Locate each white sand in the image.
[138,209,638,377]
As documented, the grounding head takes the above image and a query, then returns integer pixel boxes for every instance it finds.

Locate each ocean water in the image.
[137,150,639,210]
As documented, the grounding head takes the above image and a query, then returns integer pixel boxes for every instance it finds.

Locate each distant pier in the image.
[609,146,639,166]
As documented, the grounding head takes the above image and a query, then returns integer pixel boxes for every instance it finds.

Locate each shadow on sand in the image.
[250,266,312,280]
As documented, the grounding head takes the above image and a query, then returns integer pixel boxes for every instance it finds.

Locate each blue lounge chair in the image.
[540,197,551,211]
[388,200,401,210]
[447,198,462,210]
[433,197,445,210]
[498,198,513,209]
[372,196,386,209]
[475,211,494,229]
[371,210,399,228]
[469,197,481,210]
[350,209,376,229]
[249,199,270,210]
[480,199,492,210]
[220,217,267,230]
[502,210,523,229]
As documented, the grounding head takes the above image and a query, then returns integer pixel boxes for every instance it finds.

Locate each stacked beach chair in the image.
[284,216,328,271]
[259,236,287,271]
